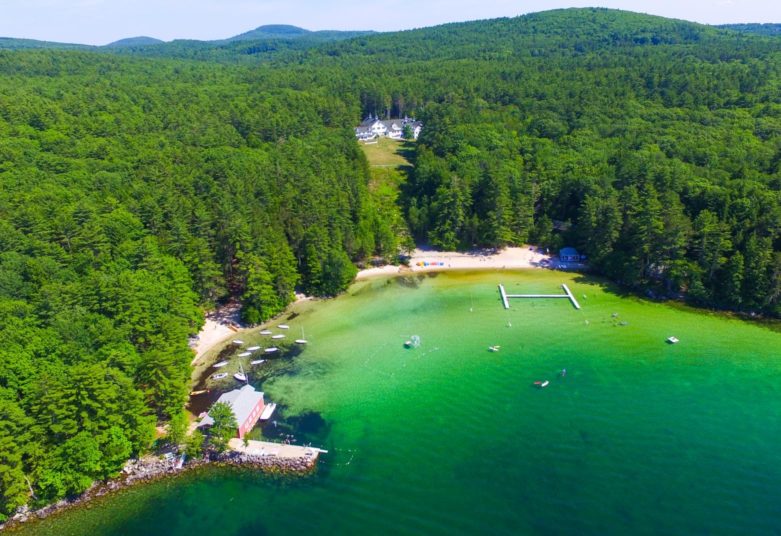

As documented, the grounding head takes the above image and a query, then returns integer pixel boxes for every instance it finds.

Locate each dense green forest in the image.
[0,53,397,518]
[1,7,780,520]
[719,23,781,36]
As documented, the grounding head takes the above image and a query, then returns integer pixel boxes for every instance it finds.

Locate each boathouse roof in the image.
[200,384,264,428]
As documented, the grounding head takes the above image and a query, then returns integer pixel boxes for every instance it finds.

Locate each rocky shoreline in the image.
[1,450,317,531]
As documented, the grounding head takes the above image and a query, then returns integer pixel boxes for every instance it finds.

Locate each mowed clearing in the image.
[360,137,414,168]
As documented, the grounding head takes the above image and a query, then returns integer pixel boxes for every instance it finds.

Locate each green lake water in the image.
[17,271,781,535]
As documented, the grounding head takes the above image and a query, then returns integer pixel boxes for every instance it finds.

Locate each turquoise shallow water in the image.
[17,271,781,535]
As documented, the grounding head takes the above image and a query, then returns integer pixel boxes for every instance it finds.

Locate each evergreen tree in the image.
[207,402,237,453]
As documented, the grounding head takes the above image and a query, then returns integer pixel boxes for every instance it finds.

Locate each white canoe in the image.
[232,340,244,345]
[213,361,229,368]
[238,352,252,357]
[212,372,228,380]
[295,339,308,344]
[278,324,290,330]
[259,330,272,335]
[247,346,261,351]
[272,334,285,339]
[265,347,279,353]
[251,359,265,365]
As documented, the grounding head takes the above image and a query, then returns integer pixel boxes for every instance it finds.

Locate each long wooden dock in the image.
[499,283,581,310]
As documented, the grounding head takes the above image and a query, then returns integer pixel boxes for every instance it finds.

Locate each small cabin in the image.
[559,247,581,263]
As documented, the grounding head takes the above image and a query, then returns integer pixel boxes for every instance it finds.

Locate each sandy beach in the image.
[356,246,551,280]
[190,247,550,363]
[190,304,244,365]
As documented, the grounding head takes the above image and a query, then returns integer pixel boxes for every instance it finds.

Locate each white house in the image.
[355,116,423,141]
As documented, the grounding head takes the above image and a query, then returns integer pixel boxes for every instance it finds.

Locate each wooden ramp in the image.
[500,284,580,310]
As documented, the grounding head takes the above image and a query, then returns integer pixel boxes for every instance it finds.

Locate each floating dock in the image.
[499,283,581,310]
[498,284,510,309]
[259,402,277,421]
[561,284,581,309]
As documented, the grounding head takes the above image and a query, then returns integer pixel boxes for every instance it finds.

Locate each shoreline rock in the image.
[1,450,316,531]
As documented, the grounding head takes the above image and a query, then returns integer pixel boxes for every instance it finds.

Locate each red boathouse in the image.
[199,384,265,439]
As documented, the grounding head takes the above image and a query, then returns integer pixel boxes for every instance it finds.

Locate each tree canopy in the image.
[1,7,780,519]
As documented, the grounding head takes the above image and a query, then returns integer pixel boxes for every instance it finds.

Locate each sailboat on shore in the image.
[296,326,308,345]
[234,362,248,383]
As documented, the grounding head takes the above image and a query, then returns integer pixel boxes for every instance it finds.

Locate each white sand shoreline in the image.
[356,246,551,281]
[190,303,244,365]
[191,247,551,364]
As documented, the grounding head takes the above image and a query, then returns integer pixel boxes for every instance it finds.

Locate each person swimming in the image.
[561,368,567,376]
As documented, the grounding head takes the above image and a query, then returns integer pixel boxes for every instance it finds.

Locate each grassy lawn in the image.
[360,137,414,168]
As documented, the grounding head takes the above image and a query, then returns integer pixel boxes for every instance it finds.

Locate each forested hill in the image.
[104,36,165,48]
[294,8,780,318]
[0,25,372,59]
[0,37,91,51]
[0,49,403,518]
[718,23,781,36]
[311,8,761,61]
[226,24,373,42]
[0,7,780,520]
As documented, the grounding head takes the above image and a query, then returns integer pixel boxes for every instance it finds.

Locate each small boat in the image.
[533,380,550,388]
[404,335,420,349]
[259,330,272,336]
[265,347,279,353]
[247,346,261,351]
[278,324,290,330]
[189,389,209,396]
[212,372,228,380]
[234,363,248,383]
[272,334,285,339]
[232,339,244,345]
[259,402,277,421]
[296,327,308,345]
[238,352,252,357]
[666,336,679,344]
[251,359,265,365]
[488,345,500,352]
[213,361,229,368]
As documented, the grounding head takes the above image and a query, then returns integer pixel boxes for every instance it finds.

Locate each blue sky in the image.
[1,0,780,45]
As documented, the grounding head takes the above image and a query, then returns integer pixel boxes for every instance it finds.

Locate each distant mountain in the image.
[0,37,91,50]
[0,24,373,53]
[229,24,310,40]
[227,24,374,42]
[104,36,164,48]
[717,23,781,36]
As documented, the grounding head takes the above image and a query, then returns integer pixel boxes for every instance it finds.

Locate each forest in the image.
[0,7,779,520]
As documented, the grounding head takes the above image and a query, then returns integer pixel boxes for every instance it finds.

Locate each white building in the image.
[355,116,423,141]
